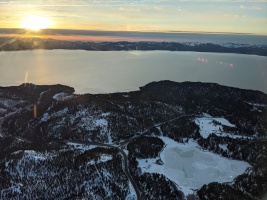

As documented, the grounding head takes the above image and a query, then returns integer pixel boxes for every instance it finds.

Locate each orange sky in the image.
[0,33,176,42]
[0,0,267,35]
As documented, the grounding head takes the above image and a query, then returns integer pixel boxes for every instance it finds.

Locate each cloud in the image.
[224,14,246,18]
[1,0,267,8]
[119,7,142,12]
[0,0,266,34]
[240,4,263,10]
[153,6,163,11]
[177,8,189,13]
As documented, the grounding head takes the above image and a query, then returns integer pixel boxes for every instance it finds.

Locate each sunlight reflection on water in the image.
[0,50,266,94]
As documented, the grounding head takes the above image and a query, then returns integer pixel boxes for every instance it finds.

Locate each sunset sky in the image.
[0,0,267,35]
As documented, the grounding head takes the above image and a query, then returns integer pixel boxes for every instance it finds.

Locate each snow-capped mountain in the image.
[0,37,267,56]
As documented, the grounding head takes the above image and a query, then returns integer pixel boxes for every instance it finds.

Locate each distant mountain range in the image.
[0,81,266,199]
[0,37,267,56]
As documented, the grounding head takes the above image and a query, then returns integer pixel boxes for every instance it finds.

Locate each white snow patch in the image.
[246,102,266,112]
[38,91,48,103]
[53,93,73,101]
[67,142,97,151]
[0,108,7,113]
[23,150,54,161]
[125,181,137,200]
[0,98,26,108]
[107,131,113,144]
[99,154,113,162]
[95,119,108,127]
[24,150,46,160]
[195,117,235,138]
[219,43,252,48]
[219,144,228,151]
[43,108,68,123]
[41,113,50,122]
[248,103,266,107]
[137,136,251,196]
[101,112,110,117]
[11,150,23,155]
[54,108,69,116]
[87,160,95,165]
[87,154,113,165]
[202,113,212,117]
[123,149,129,156]
[213,118,235,127]
[68,108,111,142]
[195,116,253,139]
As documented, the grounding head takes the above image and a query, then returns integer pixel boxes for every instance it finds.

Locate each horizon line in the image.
[0,28,266,36]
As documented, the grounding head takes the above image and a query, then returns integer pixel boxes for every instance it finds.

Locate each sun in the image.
[21,16,51,31]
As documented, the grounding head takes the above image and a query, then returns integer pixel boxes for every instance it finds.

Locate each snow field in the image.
[195,115,255,139]
[195,117,235,138]
[67,142,97,151]
[137,136,251,196]
[87,154,113,165]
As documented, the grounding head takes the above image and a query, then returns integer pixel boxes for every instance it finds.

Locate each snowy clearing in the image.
[67,142,97,151]
[87,154,113,165]
[137,136,251,196]
[24,150,55,161]
[195,116,254,139]
[195,117,235,139]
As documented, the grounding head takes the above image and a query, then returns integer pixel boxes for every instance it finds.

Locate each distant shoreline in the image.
[0,37,267,57]
[0,28,266,36]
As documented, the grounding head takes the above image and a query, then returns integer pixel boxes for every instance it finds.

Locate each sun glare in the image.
[21,16,51,31]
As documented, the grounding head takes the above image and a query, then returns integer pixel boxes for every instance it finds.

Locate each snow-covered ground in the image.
[40,106,113,143]
[24,150,50,160]
[195,116,252,139]
[125,181,137,200]
[53,93,73,101]
[87,154,113,165]
[195,117,234,138]
[67,142,97,151]
[245,102,266,112]
[137,136,251,196]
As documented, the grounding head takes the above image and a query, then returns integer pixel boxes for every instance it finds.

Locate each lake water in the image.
[0,50,266,94]
[137,136,251,195]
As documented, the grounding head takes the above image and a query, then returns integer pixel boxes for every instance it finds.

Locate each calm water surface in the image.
[0,50,266,94]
